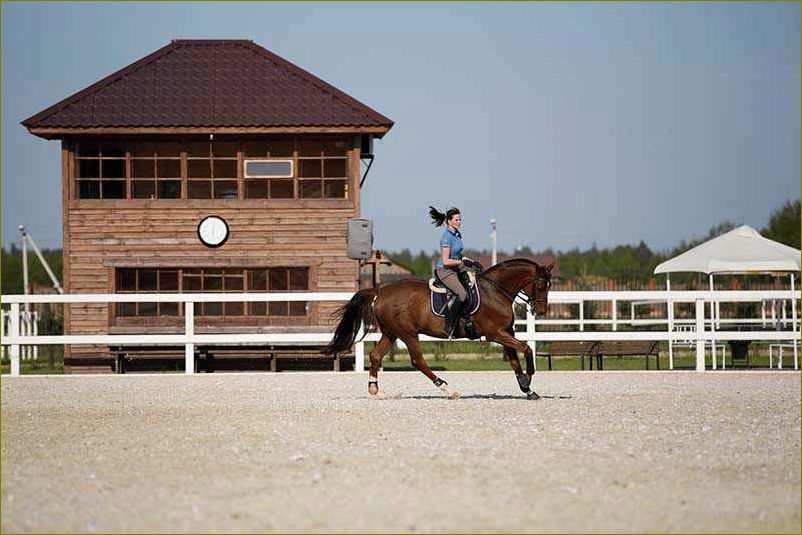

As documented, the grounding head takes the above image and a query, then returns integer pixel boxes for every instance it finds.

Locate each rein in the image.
[478,272,540,310]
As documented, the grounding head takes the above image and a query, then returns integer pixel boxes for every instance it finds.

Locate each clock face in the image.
[197,215,229,248]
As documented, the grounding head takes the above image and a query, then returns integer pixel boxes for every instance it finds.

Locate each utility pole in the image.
[490,218,497,266]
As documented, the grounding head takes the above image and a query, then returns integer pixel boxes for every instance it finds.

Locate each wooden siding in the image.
[63,139,363,367]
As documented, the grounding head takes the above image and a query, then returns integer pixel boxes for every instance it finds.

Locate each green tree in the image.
[762,199,800,249]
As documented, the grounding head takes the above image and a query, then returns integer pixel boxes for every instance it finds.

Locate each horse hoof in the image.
[368,383,379,396]
[527,391,541,400]
[448,390,461,400]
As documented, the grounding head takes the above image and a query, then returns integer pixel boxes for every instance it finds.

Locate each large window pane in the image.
[78,180,100,199]
[298,159,322,178]
[270,180,294,198]
[158,180,181,199]
[213,159,237,179]
[102,180,126,199]
[103,146,126,158]
[188,181,212,199]
[139,302,157,316]
[160,302,179,316]
[77,159,100,179]
[160,271,179,292]
[132,181,156,199]
[117,269,136,292]
[188,159,211,178]
[289,301,307,316]
[213,181,238,199]
[289,268,309,290]
[184,275,202,292]
[224,302,244,316]
[102,159,125,179]
[269,302,288,316]
[116,303,136,316]
[324,180,346,199]
[245,160,292,178]
[299,180,322,198]
[133,159,155,178]
[245,180,269,199]
[324,158,347,178]
[269,269,288,291]
[248,270,267,291]
[157,159,181,178]
[139,270,157,292]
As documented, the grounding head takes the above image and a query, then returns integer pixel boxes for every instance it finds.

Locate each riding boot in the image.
[443,296,464,339]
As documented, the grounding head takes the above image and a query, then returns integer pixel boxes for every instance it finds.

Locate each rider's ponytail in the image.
[429,206,446,227]
[429,206,460,227]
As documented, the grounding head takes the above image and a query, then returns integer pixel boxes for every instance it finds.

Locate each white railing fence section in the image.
[1,290,798,376]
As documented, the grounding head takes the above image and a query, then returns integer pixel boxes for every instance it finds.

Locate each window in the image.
[188,141,239,199]
[132,141,182,199]
[74,137,353,200]
[115,267,310,318]
[244,160,294,199]
[75,141,127,199]
[297,139,349,199]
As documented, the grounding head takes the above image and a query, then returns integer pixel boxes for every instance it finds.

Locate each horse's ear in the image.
[545,261,555,272]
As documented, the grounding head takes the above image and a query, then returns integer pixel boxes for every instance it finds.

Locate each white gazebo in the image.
[654,225,800,369]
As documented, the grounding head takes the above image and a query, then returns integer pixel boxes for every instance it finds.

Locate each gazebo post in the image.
[709,274,717,370]
[667,275,674,370]
[791,271,799,370]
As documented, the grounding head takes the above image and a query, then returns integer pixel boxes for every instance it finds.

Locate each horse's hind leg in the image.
[403,336,460,400]
[368,333,396,395]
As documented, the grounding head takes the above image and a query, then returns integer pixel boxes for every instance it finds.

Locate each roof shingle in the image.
[22,40,394,134]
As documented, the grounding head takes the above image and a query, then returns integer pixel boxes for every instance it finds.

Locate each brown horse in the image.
[325,258,553,399]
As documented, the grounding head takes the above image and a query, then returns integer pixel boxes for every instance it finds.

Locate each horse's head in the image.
[528,261,553,316]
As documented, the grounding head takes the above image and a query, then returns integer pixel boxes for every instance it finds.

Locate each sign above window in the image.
[244,160,293,178]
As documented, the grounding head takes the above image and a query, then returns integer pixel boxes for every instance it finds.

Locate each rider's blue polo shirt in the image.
[436,227,464,268]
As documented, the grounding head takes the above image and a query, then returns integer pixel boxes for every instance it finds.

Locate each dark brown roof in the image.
[22,39,393,136]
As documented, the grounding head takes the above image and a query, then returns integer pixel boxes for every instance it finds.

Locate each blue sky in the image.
[2,1,799,254]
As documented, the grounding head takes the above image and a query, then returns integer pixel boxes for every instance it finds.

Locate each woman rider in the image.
[429,206,481,338]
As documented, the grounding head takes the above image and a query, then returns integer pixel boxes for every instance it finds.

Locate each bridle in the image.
[479,272,551,315]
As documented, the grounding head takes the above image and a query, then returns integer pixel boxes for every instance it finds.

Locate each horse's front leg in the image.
[402,335,460,400]
[491,330,540,400]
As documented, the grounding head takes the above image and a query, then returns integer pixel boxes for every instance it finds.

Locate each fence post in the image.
[579,301,584,332]
[611,298,617,331]
[32,311,38,361]
[10,303,20,376]
[695,298,705,372]
[185,301,194,375]
[355,325,365,373]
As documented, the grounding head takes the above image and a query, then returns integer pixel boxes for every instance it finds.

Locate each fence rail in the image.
[1,290,798,376]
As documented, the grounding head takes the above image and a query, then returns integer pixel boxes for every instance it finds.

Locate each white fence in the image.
[1,289,798,376]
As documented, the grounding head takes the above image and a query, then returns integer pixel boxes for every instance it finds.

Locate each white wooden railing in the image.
[1,290,798,376]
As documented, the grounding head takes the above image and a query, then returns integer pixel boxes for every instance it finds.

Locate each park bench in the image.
[596,340,660,370]
[537,341,600,371]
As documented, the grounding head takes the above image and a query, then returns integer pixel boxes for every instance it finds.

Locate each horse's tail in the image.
[323,288,378,356]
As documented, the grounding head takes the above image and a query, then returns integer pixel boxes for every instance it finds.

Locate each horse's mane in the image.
[480,258,543,275]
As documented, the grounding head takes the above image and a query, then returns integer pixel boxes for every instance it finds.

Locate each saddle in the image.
[428,271,481,318]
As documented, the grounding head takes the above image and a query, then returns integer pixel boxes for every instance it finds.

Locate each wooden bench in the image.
[596,341,660,370]
[110,344,347,373]
[537,341,600,371]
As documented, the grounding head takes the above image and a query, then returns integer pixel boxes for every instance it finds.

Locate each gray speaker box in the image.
[347,218,373,260]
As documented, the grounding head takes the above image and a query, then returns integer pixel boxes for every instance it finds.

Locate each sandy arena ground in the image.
[1,371,800,533]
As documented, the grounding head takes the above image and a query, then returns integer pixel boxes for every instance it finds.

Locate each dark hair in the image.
[428,206,460,227]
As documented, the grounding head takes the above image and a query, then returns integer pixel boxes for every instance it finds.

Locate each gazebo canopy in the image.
[654,225,801,275]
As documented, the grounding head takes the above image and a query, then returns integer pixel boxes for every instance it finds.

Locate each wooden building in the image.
[22,40,393,372]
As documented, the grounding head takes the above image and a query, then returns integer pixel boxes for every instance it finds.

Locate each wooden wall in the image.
[61,137,363,371]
